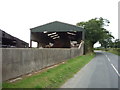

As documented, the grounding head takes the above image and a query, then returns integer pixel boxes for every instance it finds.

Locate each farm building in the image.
[0,29,29,48]
[30,21,85,48]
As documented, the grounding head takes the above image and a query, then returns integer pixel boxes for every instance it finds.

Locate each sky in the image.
[0,0,119,47]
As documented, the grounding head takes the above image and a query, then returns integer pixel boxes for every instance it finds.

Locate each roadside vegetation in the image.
[3,53,95,88]
[77,17,114,53]
[106,48,120,56]
[94,47,120,56]
[77,17,119,57]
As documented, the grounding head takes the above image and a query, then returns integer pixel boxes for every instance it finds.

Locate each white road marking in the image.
[104,54,120,77]
[107,58,110,62]
[111,64,120,77]
[105,55,110,62]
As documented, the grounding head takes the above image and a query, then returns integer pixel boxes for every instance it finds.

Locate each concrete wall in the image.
[2,46,84,81]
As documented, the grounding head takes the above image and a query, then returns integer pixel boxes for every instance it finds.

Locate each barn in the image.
[30,21,85,48]
[0,29,29,48]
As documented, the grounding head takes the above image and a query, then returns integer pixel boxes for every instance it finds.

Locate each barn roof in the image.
[30,21,84,32]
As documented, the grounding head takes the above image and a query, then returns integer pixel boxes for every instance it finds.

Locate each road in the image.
[61,51,119,88]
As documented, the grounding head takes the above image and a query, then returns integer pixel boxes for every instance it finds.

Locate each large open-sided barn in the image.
[30,21,85,48]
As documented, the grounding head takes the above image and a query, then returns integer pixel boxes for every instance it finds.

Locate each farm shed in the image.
[0,29,29,48]
[30,21,85,48]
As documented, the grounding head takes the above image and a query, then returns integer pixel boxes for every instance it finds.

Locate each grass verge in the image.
[3,53,95,88]
[107,48,120,56]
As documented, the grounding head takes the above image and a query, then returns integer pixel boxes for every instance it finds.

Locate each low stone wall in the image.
[2,47,84,81]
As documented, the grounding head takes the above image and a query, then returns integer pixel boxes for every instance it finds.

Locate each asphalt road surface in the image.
[61,51,119,88]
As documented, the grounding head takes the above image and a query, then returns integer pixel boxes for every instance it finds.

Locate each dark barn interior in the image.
[0,29,29,48]
[30,21,85,48]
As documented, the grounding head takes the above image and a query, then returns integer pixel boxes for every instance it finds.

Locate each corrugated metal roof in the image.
[30,21,84,32]
[0,29,28,44]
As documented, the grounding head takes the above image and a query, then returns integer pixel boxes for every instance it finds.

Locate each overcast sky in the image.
[0,0,119,47]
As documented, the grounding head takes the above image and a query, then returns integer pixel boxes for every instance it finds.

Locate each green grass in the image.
[94,47,120,56]
[3,53,95,88]
[107,48,120,56]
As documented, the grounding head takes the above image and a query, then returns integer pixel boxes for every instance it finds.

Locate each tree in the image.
[99,32,114,48]
[114,39,120,48]
[77,17,114,53]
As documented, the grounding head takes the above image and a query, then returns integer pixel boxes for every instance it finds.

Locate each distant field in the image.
[3,53,95,88]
